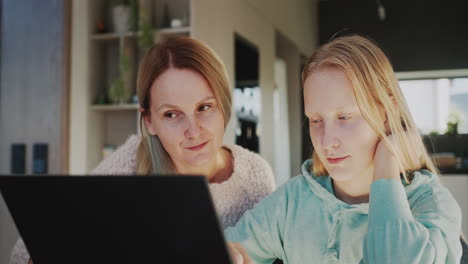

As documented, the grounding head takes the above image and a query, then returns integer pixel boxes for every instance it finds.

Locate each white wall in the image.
[441,175,468,237]
[276,31,304,176]
[191,0,317,170]
[245,0,317,56]
[273,58,291,185]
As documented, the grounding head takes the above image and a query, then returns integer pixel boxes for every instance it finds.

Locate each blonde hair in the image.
[302,35,437,182]
[136,36,232,174]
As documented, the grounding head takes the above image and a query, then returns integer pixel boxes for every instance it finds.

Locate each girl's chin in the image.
[328,168,354,182]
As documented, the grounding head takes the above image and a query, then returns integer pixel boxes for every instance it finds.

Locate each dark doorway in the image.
[234,34,260,153]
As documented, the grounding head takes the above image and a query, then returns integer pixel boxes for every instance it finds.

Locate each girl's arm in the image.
[365,175,462,264]
[224,183,289,264]
[366,136,462,263]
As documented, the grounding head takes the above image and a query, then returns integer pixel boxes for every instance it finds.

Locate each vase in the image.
[112,5,131,35]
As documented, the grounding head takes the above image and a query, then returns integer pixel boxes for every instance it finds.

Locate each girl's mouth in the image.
[327,156,350,164]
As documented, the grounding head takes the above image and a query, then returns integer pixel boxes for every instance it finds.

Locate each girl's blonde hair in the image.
[136,36,232,174]
[302,35,437,182]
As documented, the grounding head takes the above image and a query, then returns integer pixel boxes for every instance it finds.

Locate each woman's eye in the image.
[338,115,351,120]
[198,104,211,112]
[310,119,322,124]
[164,112,177,119]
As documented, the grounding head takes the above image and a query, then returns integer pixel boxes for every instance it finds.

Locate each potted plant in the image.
[446,111,462,136]
[109,48,132,104]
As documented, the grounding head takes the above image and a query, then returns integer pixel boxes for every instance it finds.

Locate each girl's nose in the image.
[321,123,340,151]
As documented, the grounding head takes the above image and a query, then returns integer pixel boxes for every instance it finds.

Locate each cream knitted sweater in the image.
[10,135,276,264]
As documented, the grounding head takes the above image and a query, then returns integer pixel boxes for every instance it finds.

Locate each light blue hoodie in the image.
[225,160,462,264]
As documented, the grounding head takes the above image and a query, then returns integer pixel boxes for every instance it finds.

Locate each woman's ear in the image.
[143,112,157,136]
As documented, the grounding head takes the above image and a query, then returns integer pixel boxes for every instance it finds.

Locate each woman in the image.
[225,35,462,263]
[10,36,276,264]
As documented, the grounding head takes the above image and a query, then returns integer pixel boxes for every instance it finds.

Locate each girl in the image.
[11,36,276,264]
[225,35,462,264]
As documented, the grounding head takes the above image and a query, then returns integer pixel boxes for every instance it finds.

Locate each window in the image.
[399,77,468,134]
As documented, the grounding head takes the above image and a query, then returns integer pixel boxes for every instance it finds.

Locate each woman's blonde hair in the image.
[136,36,232,174]
[302,35,437,182]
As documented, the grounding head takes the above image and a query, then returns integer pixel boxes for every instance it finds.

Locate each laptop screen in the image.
[0,175,233,264]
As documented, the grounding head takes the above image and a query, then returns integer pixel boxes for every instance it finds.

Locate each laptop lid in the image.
[0,175,233,264]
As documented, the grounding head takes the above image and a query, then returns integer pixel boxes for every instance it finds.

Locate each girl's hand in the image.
[373,135,400,182]
[227,242,253,264]
[373,129,422,182]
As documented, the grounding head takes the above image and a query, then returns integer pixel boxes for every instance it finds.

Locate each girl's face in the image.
[144,68,226,171]
[304,66,380,183]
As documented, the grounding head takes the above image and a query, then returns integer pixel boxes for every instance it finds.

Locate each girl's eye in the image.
[198,104,211,112]
[164,112,178,119]
[338,115,351,120]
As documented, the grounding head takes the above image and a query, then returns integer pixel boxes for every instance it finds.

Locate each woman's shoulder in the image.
[90,134,140,175]
[225,145,275,184]
[10,238,30,264]
[225,144,271,171]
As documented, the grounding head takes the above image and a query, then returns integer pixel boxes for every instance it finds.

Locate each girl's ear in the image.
[143,112,157,135]
[382,96,394,135]
[383,95,407,135]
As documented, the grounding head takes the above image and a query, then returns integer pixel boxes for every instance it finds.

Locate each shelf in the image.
[91,104,139,111]
[157,26,191,35]
[91,32,139,41]
[91,26,191,41]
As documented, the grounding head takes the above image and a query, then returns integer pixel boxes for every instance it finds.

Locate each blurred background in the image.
[0,0,467,262]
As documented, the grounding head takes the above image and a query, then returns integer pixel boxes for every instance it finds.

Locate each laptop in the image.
[0,175,233,264]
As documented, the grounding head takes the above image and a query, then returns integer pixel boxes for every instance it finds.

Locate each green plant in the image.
[446,110,462,135]
[126,0,153,51]
[109,48,132,104]
[128,0,139,32]
[138,20,154,52]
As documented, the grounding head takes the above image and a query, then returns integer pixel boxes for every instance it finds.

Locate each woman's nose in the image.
[184,116,202,138]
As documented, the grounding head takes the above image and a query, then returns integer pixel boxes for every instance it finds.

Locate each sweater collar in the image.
[301,159,369,213]
[300,159,437,214]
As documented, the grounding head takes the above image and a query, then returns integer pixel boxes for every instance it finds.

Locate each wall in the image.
[191,0,318,174]
[319,0,468,72]
[441,175,468,237]
[68,0,97,173]
[245,0,317,56]
[0,0,69,262]
[276,32,303,176]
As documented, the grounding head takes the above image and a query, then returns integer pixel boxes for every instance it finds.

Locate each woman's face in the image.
[304,66,380,183]
[144,68,226,170]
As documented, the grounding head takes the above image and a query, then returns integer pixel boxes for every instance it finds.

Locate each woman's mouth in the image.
[327,155,350,164]
[186,141,209,151]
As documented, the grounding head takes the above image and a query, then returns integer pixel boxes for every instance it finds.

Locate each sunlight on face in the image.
[145,68,225,170]
[304,66,380,183]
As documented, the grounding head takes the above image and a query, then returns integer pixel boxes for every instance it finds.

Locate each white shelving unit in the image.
[72,0,191,172]
[90,26,191,41]
[157,26,191,35]
[91,103,140,110]
[90,32,139,41]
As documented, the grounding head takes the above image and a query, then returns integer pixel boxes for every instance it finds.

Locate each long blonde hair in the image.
[302,35,437,182]
[136,36,232,174]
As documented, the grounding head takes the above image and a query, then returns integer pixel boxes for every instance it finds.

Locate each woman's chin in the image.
[183,152,213,168]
